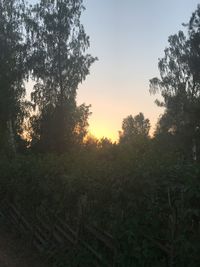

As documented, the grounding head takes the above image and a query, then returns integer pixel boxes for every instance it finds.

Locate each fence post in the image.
[75,194,87,245]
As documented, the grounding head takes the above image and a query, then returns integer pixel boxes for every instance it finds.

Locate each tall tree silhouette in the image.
[27,0,97,152]
[119,112,150,143]
[0,0,29,155]
[150,6,200,159]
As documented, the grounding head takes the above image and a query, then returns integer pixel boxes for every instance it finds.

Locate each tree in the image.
[119,112,150,143]
[26,0,97,152]
[149,6,200,159]
[188,4,200,85]
[0,0,29,155]
[98,137,113,148]
[149,31,191,132]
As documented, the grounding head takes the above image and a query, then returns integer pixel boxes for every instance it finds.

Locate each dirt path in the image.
[0,222,48,267]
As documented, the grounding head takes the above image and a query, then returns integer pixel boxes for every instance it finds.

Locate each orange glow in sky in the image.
[27,0,200,142]
[89,123,117,142]
[75,0,199,142]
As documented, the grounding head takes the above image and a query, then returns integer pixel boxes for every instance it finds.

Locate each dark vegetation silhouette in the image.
[0,1,200,266]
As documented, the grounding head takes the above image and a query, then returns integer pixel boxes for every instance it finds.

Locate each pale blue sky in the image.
[28,0,200,140]
[77,0,200,140]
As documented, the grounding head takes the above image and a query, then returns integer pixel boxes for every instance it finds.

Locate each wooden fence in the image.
[0,199,117,266]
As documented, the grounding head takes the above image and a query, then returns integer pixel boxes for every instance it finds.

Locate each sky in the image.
[75,0,200,141]
[28,0,200,141]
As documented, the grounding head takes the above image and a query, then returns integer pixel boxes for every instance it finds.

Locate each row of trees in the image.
[1,1,200,161]
[0,0,96,155]
[1,0,200,160]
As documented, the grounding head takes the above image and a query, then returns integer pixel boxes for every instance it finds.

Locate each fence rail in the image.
[0,199,117,266]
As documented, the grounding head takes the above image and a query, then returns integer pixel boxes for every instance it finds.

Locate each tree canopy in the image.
[119,112,150,143]
[0,0,29,154]
[26,0,97,152]
[150,5,200,159]
[0,0,97,154]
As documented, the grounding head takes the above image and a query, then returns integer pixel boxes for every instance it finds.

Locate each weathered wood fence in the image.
[0,199,117,266]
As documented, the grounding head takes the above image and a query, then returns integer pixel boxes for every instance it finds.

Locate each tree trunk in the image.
[7,119,16,156]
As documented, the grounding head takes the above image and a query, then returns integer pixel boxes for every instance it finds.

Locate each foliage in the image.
[1,142,200,266]
[150,6,200,160]
[119,112,150,143]
[0,0,30,154]
[25,0,97,152]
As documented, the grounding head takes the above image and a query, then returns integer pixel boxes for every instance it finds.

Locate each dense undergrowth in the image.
[1,137,200,266]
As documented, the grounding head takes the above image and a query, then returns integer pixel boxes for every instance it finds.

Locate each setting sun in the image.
[89,122,118,142]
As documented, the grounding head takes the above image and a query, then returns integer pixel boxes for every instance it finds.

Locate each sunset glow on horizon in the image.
[27,0,200,142]
[76,0,200,141]
[89,124,118,142]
